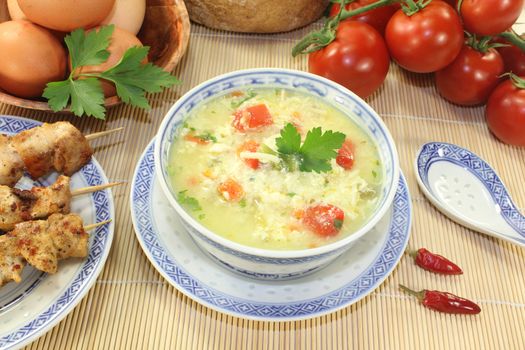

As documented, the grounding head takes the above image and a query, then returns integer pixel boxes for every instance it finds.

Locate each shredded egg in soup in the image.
[168,88,383,250]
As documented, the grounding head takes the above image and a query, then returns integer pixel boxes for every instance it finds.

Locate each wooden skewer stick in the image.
[71,182,125,196]
[85,127,124,141]
[84,220,112,231]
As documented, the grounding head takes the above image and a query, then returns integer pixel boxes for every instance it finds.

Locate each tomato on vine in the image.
[435,37,505,106]
[307,21,390,98]
[459,0,524,36]
[486,74,525,147]
[293,0,396,98]
[385,0,463,73]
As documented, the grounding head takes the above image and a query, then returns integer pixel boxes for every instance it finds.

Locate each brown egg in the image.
[0,20,67,98]
[17,0,115,32]
[101,0,146,35]
[8,0,67,41]
[74,26,143,97]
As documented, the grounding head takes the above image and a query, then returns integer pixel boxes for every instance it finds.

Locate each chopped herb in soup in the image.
[168,88,383,250]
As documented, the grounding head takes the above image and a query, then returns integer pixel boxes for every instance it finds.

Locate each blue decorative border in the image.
[132,140,411,320]
[417,142,525,239]
[0,115,114,350]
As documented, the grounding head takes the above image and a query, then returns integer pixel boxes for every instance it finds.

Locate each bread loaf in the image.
[185,0,330,33]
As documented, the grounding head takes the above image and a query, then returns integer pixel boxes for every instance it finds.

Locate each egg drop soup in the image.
[168,88,383,250]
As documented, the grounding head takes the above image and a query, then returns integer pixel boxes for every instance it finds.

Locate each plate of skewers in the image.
[0,115,117,349]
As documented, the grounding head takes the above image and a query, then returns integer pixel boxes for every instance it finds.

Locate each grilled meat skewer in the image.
[0,176,121,232]
[0,134,25,187]
[0,235,24,285]
[0,213,98,287]
[7,121,93,182]
[1,121,123,186]
[0,176,71,232]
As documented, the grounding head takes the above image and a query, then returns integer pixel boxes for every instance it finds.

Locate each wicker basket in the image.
[0,0,190,112]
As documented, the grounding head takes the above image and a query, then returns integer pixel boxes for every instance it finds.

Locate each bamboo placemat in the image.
[1,19,524,350]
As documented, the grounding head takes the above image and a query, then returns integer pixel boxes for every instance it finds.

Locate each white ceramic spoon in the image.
[415,142,525,247]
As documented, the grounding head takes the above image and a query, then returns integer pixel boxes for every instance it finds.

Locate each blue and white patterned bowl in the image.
[154,68,400,280]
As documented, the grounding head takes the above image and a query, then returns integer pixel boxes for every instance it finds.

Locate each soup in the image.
[168,88,383,250]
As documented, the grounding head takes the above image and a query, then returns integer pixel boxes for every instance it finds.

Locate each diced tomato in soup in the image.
[336,139,355,170]
[237,140,260,169]
[232,104,273,132]
[302,204,345,236]
[217,178,244,202]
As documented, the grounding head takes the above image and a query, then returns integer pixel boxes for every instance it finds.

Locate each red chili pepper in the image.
[409,248,463,275]
[399,284,481,315]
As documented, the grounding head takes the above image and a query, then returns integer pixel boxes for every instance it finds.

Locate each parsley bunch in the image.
[43,25,180,119]
[275,123,345,173]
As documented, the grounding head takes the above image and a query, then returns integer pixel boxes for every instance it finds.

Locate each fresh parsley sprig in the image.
[275,123,345,173]
[43,25,180,119]
[177,190,205,220]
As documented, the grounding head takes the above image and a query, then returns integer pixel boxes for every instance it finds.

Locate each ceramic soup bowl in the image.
[155,68,400,280]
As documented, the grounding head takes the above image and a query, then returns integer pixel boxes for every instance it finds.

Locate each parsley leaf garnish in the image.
[231,89,257,109]
[276,123,301,155]
[44,78,107,117]
[275,123,345,173]
[67,25,113,68]
[42,25,180,119]
[177,190,204,217]
[100,46,178,109]
[194,132,217,143]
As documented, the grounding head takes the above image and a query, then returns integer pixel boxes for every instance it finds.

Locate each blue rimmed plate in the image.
[0,115,115,350]
[131,139,411,321]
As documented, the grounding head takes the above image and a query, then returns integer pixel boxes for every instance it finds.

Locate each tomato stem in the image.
[292,0,396,56]
[401,0,431,16]
[456,0,463,14]
[465,33,506,54]
[291,19,338,56]
[339,0,397,20]
[498,30,525,53]
[291,1,344,56]
[505,72,525,89]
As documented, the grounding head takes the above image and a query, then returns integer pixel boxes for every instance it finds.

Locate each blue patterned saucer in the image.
[0,115,115,350]
[131,139,412,321]
[416,142,525,246]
